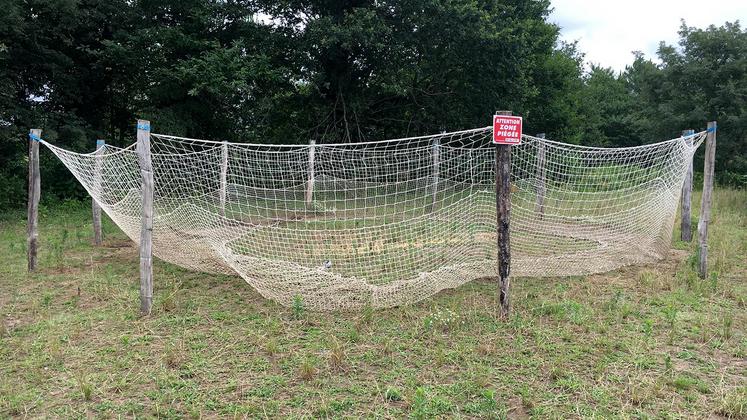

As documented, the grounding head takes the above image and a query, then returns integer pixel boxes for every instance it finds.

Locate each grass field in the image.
[0,189,745,418]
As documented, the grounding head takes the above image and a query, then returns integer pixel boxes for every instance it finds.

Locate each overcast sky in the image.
[549,0,747,72]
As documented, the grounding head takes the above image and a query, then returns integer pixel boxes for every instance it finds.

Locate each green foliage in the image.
[424,307,463,333]
[291,294,305,320]
[717,386,747,418]
[0,2,745,211]
[384,387,402,402]
[297,358,317,382]
[622,22,747,183]
[578,66,638,147]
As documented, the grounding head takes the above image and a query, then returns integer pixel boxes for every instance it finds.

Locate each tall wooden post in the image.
[27,129,42,272]
[219,141,228,216]
[468,149,475,184]
[680,129,694,242]
[534,133,546,218]
[698,121,717,279]
[92,139,105,245]
[431,137,440,209]
[495,111,512,317]
[305,140,316,206]
[136,120,154,315]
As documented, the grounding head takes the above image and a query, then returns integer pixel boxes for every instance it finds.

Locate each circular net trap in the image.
[42,127,706,310]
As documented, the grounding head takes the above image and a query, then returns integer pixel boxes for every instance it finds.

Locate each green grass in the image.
[0,189,745,418]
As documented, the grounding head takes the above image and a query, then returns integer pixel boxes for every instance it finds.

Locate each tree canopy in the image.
[1,0,745,208]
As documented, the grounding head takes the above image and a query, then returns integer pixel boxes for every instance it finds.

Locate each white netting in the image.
[41,128,705,310]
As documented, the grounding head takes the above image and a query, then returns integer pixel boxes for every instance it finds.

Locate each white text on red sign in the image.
[492,115,523,145]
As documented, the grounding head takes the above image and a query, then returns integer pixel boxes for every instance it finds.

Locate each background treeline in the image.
[1,0,745,208]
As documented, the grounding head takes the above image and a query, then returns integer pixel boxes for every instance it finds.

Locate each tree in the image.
[578,65,638,147]
[657,21,747,185]
[1,3,744,210]
[263,0,563,142]
[524,41,585,141]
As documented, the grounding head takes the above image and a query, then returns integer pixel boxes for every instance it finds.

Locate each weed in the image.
[264,339,279,357]
[346,325,360,343]
[75,374,93,401]
[670,374,702,392]
[476,342,493,356]
[410,386,454,417]
[424,308,463,333]
[687,248,699,272]
[628,376,662,406]
[298,358,317,382]
[291,294,304,320]
[695,314,709,343]
[549,364,568,382]
[359,303,374,326]
[533,300,590,324]
[51,229,69,269]
[716,386,747,418]
[722,312,734,341]
[514,385,534,411]
[606,289,623,311]
[710,271,719,291]
[380,338,394,356]
[328,339,346,372]
[662,304,679,344]
[164,342,185,369]
[160,282,180,312]
[642,318,654,337]
[384,387,402,402]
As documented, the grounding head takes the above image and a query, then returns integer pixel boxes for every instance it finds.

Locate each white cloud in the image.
[550,0,747,72]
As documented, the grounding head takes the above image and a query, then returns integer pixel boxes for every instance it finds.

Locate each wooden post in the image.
[534,133,546,218]
[431,137,440,209]
[136,120,154,315]
[698,122,717,279]
[680,129,694,242]
[305,140,316,206]
[92,139,105,245]
[495,111,512,317]
[27,129,42,272]
[219,141,228,216]
[468,149,475,184]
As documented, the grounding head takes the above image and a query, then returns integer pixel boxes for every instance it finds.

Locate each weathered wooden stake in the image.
[698,121,717,279]
[27,129,42,272]
[219,141,228,216]
[92,139,105,245]
[495,111,513,317]
[431,137,440,209]
[680,129,694,242]
[136,120,154,315]
[305,140,316,206]
[534,133,546,218]
[468,149,475,184]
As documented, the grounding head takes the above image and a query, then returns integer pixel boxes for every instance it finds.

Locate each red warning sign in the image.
[492,115,523,145]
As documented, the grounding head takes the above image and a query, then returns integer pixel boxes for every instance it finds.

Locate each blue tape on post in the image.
[706,126,716,133]
[96,139,105,145]
[137,123,150,131]
[29,133,41,142]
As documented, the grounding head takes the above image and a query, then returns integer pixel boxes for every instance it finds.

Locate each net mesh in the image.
[41,128,705,310]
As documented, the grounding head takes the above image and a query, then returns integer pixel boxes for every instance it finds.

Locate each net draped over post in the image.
[42,128,706,310]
